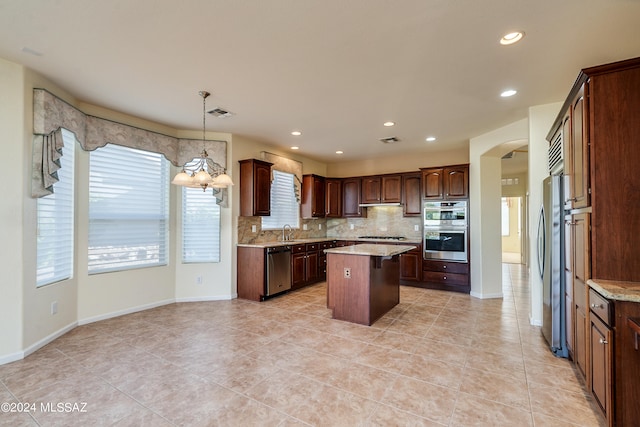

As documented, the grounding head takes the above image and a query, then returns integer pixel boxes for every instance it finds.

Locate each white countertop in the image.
[324,244,416,257]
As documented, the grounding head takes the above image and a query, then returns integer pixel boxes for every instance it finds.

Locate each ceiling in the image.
[1,1,640,164]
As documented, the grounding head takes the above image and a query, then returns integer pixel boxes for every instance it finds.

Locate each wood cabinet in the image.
[239,159,272,216]
[564,214,575,358]
[325,178,342,218]
[301,174,325,218]
[569,212,591,382]
[575,281,589,382]
[342,178,365,217]
[399,243,422,282]
[421,164,469,200]
[402,172,422,217]
[291,242,322,289]
[361,174,402,204]
[589,289,612,425]
[318,240,336,280]
[421,260,470,292]
[612,300,640,426]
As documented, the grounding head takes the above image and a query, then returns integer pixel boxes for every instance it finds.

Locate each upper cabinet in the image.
[301,174,326,218]
[325,178,342,218]
[421,164,469,200]
[402,172,422,216]
[239,159,272,216]
[361,174,402,204]
[342,178,365,217]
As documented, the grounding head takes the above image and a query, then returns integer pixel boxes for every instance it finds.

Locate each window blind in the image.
[88,144,169,273]
[262,170,299,230]
[36,129,76,287]
[182,187,220,263]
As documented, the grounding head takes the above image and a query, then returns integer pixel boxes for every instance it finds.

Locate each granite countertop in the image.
[587,279,640,303]
[237,237,421,248]
[324,244,416,257]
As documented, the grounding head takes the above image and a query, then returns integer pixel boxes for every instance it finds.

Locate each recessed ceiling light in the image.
[336,151,343,154]
[383,121,395,127]
[425,136,436,142]
[291,146,299,150]
[291,131,301,136]
[501,89,517,97]
[500,31,524,45]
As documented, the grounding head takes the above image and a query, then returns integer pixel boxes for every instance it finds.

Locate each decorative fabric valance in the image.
[261,151,303,203]
[32,88,229,205]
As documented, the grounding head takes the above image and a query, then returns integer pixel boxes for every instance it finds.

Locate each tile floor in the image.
[0,264,605,426]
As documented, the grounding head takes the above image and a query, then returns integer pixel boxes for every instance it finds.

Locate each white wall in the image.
[0,58,25,363]
[527,102,562,326]
[469,119,529,299]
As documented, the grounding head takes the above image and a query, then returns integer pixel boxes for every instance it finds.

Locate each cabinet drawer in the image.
[422,260,468,274]
[422,271,468,286]
[320,241,335,250]
[589,289,612,326]
[292,244,306,254]
[306,243,318,252]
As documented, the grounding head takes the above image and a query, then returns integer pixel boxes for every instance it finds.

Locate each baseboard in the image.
[529,314,542,326]
[0,320,77,366]
[470,291,504,299]
[78,298,175,325]
[175,294,235,303]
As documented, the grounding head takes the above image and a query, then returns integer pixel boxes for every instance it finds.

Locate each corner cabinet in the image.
[301,174,325,218]
[239,159,272,216]
[421,164,469,200]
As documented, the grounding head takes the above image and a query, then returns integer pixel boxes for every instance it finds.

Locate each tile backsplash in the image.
[237,206,421,244]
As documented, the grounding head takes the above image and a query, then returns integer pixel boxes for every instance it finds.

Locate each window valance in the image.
[261,151,303,203]
[32,88,228,201]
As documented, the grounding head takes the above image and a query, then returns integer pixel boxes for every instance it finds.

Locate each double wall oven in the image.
[423,201,468,262]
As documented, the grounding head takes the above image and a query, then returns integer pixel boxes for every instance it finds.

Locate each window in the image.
[88,144,169,273]
[182,187,220,263]
[262,170,299,230]
[36,129,76,287]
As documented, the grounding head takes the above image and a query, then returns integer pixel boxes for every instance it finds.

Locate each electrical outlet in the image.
[251,225,257,233]
[196,275,203,285]
[303,224,308,230]
[414,224,420,231]
[344,268,351,279]
[51,301,58,315]
[319,224,322,230]
[349,224,354,230]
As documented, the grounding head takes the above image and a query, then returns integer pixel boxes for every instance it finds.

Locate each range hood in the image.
[358,202,403,207]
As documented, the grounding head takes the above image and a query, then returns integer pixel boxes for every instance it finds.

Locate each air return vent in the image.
[207,108,234,118]
[380,136,399,144]
[548,131,563,174]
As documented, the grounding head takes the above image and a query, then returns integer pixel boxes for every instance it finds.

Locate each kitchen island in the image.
[324,244,416,325]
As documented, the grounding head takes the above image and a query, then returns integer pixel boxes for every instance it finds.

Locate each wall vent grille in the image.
[548,131,563,174]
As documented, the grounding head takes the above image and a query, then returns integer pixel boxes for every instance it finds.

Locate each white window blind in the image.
[36,129,76,287]
[262,170,299,230]
[88,144,169,273]
[182,187,220,263]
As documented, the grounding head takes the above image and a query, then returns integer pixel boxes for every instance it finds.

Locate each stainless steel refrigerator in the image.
[537,175,568,357]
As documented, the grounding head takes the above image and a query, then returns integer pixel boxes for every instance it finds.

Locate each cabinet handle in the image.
[443,276,447,280]
[565,221,577,226]
[599,338,608,345]
[591,303,604,310]
[443,265,447,269]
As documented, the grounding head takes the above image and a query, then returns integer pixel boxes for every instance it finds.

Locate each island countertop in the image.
[324,243,416,257]
[587,279,640,303]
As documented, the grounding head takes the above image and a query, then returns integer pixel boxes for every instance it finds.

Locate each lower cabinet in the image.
[399,244,422,282]
[292,242,331,289]
[574,281,589,382]
[422,260,470,293]
[590,313,612,423]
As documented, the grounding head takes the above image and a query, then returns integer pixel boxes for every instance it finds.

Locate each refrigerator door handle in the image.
[536,205,545,280]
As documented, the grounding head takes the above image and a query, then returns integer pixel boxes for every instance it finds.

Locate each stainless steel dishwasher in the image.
[265,246,291,297]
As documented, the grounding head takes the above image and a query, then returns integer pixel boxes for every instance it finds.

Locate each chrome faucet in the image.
[282,224,293,241]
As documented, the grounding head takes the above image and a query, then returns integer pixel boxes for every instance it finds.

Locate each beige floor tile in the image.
[411,337,469,366]
[459,367,531,410]
[383,375,457,424]
[326,361,399,401]
[528,382,605,427]
[353,344,413,374]
[366,404,446,426]
[290,384,377,427]
[401,354,465,389]
[451,393,534,426]
[244,370,323,414]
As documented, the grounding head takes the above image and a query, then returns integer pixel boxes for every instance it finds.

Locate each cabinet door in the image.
[571,85,590,209]
[575,304,588,380]
[574,213,591,285]
[399,248,421,281]
[361,176,381,204]
[443,165,469,199]
[291,252,306,289]
[564,215,574,356]
[402,173,422,216]
[590,314,612,419]
[381,175,402,203]
[325,178,342,218]
[239,159,272,216]
[562,112,573,210]
[301,175,325,218]
[306,251,319,283]
[343,178,365,217]
[422,168,444,199]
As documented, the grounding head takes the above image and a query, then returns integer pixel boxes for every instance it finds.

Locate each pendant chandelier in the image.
[171,90,233,190]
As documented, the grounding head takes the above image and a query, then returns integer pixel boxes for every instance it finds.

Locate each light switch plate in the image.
[251,225,257,233]
[303,224,308,230]
[414,224,420,231]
